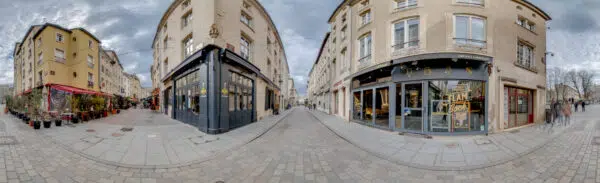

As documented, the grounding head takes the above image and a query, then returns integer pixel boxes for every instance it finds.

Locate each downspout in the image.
[347,4,353,121]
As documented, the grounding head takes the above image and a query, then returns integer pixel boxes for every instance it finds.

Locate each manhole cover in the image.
[86,129,96,132]
[120,127,133,132]
[445,143,458,148]
[0,136,18,145]
[509,130,520,134]
[81,136,103,144]
[111,133,123,137]
[593,137,600,146]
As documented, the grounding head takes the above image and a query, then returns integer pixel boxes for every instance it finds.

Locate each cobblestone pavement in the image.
[0,106,598,182]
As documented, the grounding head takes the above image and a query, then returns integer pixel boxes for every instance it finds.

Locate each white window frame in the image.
[37,38,42,48]
[517,41,535,68]
[54,48,65,63]
[88,40,93,49]
[396,0,417,9]
[240,36,251,61]
[241,12,252,28]
[341,26,347,40]
[358,33,372,62]
[392,18,420,50]
[454,15,486,47]
[182,11,192,28]
[456,0,484,6]
[183,35,194,58]
[87,55,94,68]
[360,10,371,26]
[55,33,63,43]
[517,16,535,32]
[340,48,347,69]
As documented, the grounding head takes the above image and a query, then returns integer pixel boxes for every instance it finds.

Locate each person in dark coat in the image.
[552,100,561,123]
[582,101,586,112]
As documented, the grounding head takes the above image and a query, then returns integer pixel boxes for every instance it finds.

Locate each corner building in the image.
[317,0,550,135]
[151,0,291,134]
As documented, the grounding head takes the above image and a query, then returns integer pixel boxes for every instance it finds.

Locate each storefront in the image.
[351,53,492,135]
[504,86,534,128]
[162,45,276,134]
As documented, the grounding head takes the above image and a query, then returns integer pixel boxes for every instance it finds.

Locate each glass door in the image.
[403,82,424,131]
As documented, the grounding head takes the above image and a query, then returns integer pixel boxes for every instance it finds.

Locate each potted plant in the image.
[68,95,80,124]
[94,96,106,118]
[42,112,52,128]
[79,95,90,122]
[28,89,43,130]
[111,97,118,114]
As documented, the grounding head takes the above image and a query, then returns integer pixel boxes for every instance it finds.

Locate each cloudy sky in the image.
[0,0,597,96]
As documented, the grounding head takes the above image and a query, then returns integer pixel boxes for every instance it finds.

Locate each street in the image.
[0,106,598,183]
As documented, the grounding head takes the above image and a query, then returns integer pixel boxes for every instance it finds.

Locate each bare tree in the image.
[566,69,583,99]
[547,67,568,101]
[578,70,596,99]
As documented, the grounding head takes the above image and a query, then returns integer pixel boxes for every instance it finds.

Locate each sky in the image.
[0,0,598,96]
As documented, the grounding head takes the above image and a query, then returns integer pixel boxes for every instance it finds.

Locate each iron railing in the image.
[453,38,487,48]
[392,40,419,50]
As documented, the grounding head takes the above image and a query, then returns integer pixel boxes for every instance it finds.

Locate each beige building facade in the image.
[150,0,293,133]
[309,0,551,135]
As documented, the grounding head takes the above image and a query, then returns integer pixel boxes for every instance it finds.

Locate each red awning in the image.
[50,84,109,96]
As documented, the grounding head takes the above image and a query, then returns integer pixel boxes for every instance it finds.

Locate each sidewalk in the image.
[309,110,578,171]
[38,108,294,168]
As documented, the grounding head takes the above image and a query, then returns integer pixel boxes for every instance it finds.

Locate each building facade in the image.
[150,0,293,133]
[100,49,126,96]
[309,0,550,135]
[308,33,333,114]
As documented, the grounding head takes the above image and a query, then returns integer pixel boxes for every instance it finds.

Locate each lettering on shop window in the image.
[200,82,207,97]
[448,84,471,129]
[466,67,473,76]
[221,82,229,97]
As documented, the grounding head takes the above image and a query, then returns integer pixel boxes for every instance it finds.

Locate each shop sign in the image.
[200,82,207,97]
[448,84,471,129]
[456,54,491,62]
[221,82,229,97]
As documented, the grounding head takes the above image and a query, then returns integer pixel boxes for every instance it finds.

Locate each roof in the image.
[308,32,330,76]
[32,23,101,44]
[13,25,42,56]
[327,0,551,23]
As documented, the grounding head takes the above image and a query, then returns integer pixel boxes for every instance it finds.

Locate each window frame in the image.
[456,0,484,6]
[453,14,487,47]
[54,48,66,63]
[358,33,372,62]
[392,17,420,50]
[181,11,193,28]
[182,34,194,59]
[37,52,43,65]
[240,35,251,61]
[241,11,253,28]
[517,41,535,68]
[360,10,372,26]
[87,55,94,68]
[55,33,63,43]
[395,0,418,9]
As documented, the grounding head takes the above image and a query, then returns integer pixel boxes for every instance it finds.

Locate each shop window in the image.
[229,73,236,112]
[404,83,423,131]
[505,87,533,128]
[362,89,373,122]
[375,87,390,127]
[428,80,485,133]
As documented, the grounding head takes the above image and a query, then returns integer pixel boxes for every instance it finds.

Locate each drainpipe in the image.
[346,4,353,121]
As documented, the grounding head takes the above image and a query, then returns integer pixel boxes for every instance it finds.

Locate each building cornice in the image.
[309,32,331,77]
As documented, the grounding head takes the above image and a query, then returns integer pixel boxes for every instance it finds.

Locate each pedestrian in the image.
[574,101,579,112]
[562,103,571,126]
[582,101,586,112]
[552,100,561,124]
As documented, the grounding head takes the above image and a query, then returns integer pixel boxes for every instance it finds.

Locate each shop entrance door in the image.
[506,87,533,128]
[402,82,424,131]
[228,72,254,129]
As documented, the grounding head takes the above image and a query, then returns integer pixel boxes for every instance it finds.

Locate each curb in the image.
[38,108,296,170]
[308,110,574,171]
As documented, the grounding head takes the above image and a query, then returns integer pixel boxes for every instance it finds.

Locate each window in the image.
[37,38,42,48]
[183,35,194,58]
[241,12,252,28]
[163,36,168,50]
[54,49,65,63]
[243,1,251,9]
[457,0,484,6]
[88,73,94,87]
[181,0,190,9]
[163,24,167,33]
[240,36,251,60]
[182,11,192,28]
[37,52,43,65]
[393,18,419,50]
[454,15,486,47]
[360,10,371,25]
[517,17,535,31]
[341,26,347,40]
[38,71,43,86]
[359,33,372,62]
[163,59,168,76]
[88,40,93,49]
[56,33,63,42]
[396,0,417,9]
[87,55,94,68]
[340,48,347,69]
[517,41,534,68]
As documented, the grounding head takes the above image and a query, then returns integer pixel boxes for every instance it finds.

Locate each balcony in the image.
[88,81,94,88]
[453,38,487,51]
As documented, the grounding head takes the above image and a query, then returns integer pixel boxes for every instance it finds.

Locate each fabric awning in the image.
[50,84,110,96]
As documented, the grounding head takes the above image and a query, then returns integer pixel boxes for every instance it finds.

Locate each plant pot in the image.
[33,121,41,129]
[103,111,108,117]
[117,109,121,114]
[55,119,62,127]
[43,121,51,128]
[112,109,117,114]
[72,117,79,124]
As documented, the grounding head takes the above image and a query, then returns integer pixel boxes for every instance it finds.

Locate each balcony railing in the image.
[88,81,94,88]
[453,38,487,49]
[88,63,94,68]
[392,40,419,50]
[358,54,372,63]
[514,61,538,73]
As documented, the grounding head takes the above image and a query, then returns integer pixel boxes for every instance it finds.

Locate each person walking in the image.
[562,103,572,126]
[582,101,586,112]
[552,100,561,124]
[574,101,579,112]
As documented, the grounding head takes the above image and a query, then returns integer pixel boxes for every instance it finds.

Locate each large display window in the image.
[428,80,485,133]
[374,87,390,127]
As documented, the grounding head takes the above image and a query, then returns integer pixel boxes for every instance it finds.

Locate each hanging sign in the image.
[200,82,207,97]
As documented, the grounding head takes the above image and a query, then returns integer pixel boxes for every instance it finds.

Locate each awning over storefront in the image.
[49,84,110,97]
